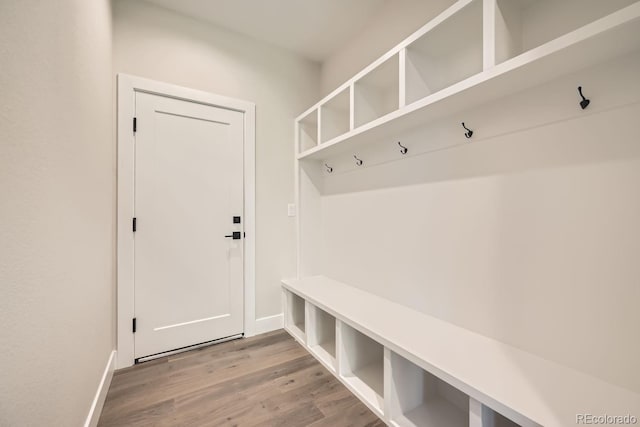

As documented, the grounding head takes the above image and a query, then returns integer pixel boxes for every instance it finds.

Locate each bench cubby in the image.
[284,289,306,342]
[306,304,337,371]
[338,321,385,415]
[388,351,469,427]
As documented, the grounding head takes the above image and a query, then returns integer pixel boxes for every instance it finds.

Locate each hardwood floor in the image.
[98,330,385,427]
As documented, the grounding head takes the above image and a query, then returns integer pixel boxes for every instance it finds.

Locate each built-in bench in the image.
[282,276,640,427]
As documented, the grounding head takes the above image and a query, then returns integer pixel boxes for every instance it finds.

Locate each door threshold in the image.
[135,333,243,364]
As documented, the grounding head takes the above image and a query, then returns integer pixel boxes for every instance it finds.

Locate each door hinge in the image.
[132,318,137,333]
[133,117,137,133]
[132,217,137,232]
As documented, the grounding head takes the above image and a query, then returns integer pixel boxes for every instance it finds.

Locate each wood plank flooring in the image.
[98,330,385,427]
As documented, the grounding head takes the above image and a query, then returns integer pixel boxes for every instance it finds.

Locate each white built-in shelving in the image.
[354,53,400,128]
[284,289,305,343]
[297,108,318,153]
[294,0,640,161]
[389,351,469,427]
[306,304,337,372]
[320,87,350,143]
[339,322,385,416]
[282,276,640,427]
[404,0,483,105]
[484,411,520,427]
[286,1,640,426]
[493,0,638,65]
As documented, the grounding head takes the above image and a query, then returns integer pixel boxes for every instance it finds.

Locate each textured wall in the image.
[0,0,115,425]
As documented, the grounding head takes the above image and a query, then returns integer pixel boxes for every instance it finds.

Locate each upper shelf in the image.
[296,0,640,162]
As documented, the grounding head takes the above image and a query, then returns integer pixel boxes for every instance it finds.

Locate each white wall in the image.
[311,0,640,394]
[315,53,640,393]
[0,0,114,425]
[321,0,456,95]
[112,0,321,321]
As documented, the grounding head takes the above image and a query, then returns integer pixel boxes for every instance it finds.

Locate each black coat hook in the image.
[353,155,363,166]
[461,122,473,139]
[578,86,590,110]
[398,142,408,155]
[324,163,333,173]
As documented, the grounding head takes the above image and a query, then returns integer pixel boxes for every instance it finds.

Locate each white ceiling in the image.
[141,0,387,62]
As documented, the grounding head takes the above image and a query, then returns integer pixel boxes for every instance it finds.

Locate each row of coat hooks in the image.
[323,86,590,174]
[324,121,473,173]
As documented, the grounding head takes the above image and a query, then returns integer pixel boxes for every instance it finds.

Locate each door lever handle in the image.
[225,232,242,240]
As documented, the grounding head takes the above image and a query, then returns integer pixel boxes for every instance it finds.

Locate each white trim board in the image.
[84,350,116,427]
[254,313,284,335]
[116,74,257,369]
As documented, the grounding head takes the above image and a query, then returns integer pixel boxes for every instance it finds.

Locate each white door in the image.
[133,91,244,359]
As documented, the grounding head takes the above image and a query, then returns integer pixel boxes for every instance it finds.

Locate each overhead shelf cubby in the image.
[404,0,483,105]
[297,109,318,153]
[320,88,350,143]
[354,53,400,128]
[494,0,637,64]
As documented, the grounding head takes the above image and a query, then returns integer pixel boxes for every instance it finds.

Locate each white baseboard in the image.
[254,313,284,335]
[84,350,116,427]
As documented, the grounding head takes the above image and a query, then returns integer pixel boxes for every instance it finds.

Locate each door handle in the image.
[225,232,242,240]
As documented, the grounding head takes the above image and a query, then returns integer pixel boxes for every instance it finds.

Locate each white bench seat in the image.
[282,275,640,427]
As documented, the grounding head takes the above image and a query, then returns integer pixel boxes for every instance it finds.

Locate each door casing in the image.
[116,74,256,369]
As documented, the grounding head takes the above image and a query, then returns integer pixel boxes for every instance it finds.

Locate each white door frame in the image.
[116,74,256,369]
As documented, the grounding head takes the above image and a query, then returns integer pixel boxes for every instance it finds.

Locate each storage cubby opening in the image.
[288,291,306,333]
[404,0,483,105]
[483,407,521,427]
[494,0,637,64]
[390,353,469,427]
[309,306,336,362]
[340,323,384,410]
[354,54,399,128]
[298,110,318,153]
[320,88,350,143]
